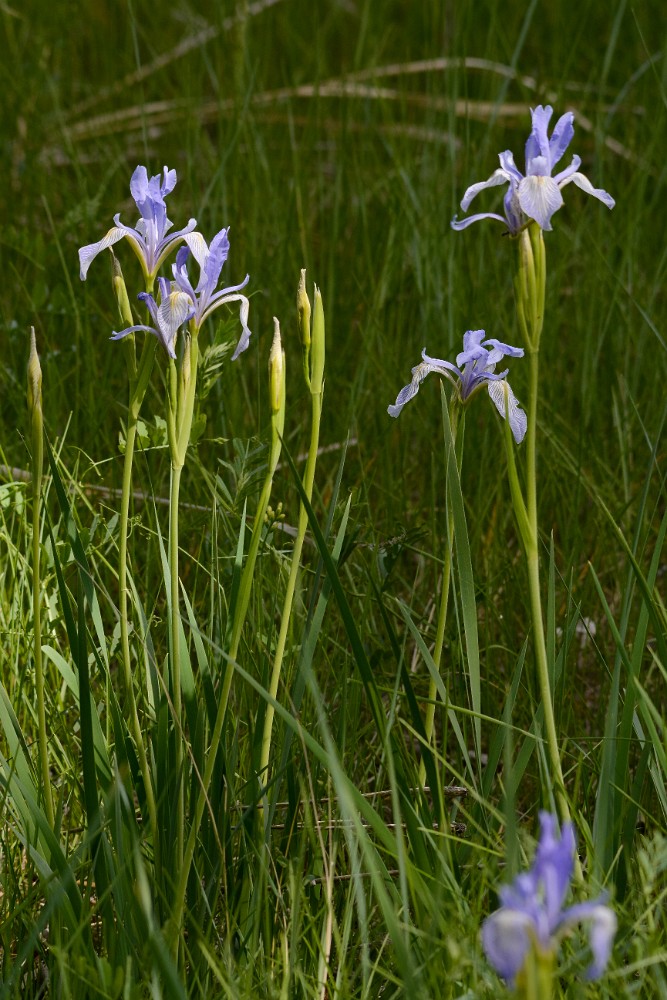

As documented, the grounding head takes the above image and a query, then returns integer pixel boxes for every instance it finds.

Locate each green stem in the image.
[259,390,321,791]
[31,394,54,828]
[118,334,160,874]
[169,461,184,879]
[515,226,573,835]
[167,391,283,951]
[420,400,461,786]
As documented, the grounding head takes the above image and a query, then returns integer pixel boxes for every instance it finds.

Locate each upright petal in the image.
[525,105,553,168]
[457,329,487,366]
[548,112,575,169]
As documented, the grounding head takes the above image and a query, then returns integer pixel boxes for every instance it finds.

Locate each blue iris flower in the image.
[79,165,199,281]
[482,813,617,983]
[111,227,251,360]
[171,228,251,359]
[451,105,615,233]
[388,330,527,444]
[110,277,193,359]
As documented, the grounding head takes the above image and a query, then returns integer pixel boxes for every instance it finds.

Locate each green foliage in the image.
[1,0,666,997]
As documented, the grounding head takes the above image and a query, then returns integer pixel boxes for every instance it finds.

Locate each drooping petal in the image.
[548,111,575,169]
[459,168,511,212]
[110,323,155,342]
[79,227,128,279]
[387,354,458,418]
[584,905,617,980]
[518,175,564,230]
[228,294,252,360]
[487,379,527,444]
[482,908,534,981]
[558,171,615,210]
[451,211,509,231]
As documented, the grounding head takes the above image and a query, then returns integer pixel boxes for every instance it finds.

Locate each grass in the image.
[1,0,667,996]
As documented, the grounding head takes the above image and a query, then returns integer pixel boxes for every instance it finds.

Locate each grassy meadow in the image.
[1,0,666,996]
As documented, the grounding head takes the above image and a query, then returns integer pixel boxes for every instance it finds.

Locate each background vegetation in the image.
[1,0,666,996]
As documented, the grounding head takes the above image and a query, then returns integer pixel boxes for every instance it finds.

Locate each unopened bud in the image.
[27,327,42,416]
[111,250,134,328]
[297,269,311,350]
[310,286,325,395]
[269,317,285,415]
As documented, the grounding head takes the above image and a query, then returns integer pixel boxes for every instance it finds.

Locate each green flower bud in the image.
[269,317,285,415]
[297,268,311,350]
[310,286,325,396]
[27,327,42,417]
[111,249,134,328]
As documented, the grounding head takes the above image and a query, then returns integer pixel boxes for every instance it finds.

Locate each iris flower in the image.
[451,105,615,233]
[110,278,193,359]
[482,813,617,982]
[79,165,199,281]
[388,329,527,444]
[171,227,251,359]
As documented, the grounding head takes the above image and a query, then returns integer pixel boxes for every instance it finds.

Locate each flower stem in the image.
[118,334,160,875]
[259,376,321,796]
[167,331,284,952]
[515,227,573,833]
[169,460,184,879]
[420,400,461,787]
[28,330,54,829]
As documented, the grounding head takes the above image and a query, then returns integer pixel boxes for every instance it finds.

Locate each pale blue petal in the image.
[482,909,533,981]
[558,171,615,210]
[457,330,486,365]
[584,905,617,979]
[182,230,209,269]
[79,227,127,279]
[527,155,550,178]
[548,112,574,169]
[110,324,154,341]
[518,175,563,230]
[525,105,553,168]
[388,373,423,418]
[553,154,581,185]
[487,380,527,443]
[451,211,508,230]
[460,168,511,211]
[388,354,457,417]
[231,295,252,360]
[482,338,524,360]
[498,149,523,182]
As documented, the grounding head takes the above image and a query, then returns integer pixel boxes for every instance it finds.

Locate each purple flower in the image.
[110,277,193,359]
[482,813,617,982]
[171,228,251,359]
[388,329,527,444]
[451,105,615,233]
[79,165,199,280]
